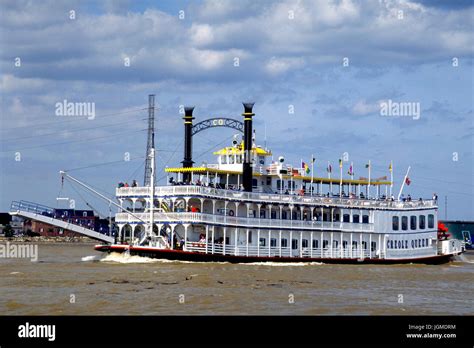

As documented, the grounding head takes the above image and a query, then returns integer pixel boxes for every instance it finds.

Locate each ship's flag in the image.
[327,163,332,173]
[302,161,310,174]
[405,177,411,185]
[339,159,343,168]
[311,156,316,164]
[347,164,353,176]
[365,163,370,168]
[389,163,392,172]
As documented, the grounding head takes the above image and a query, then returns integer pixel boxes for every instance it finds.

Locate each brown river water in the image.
[1,243,473,315]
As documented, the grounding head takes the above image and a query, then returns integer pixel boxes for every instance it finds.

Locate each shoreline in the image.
[0,236,98,244]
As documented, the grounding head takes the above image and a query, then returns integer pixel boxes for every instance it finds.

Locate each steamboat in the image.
[75,98,463,264]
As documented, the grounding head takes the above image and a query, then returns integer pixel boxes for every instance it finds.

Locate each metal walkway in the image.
[9,201,114,243]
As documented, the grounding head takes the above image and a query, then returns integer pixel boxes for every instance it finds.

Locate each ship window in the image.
[248,231,252,243]
[392,216,399,230]
[271,211,276,219]
[281,238,288,247]
[333,240,339,248]
[323,240,329,248]
[282,211,287,219]
[226,237,230,245]
[426,238,429,246]
[401,216,408,230]
[405,240,408,249]
[421,238,425,247]
[353,214,360,223]
[83,211,87,217]
[390,240,394,249]
[394,240,397,249]
[387,240,390,249]
[266,177,272,185]
[419,215,426,229]
[302,239,308,248]
[343,214,350,222]
[270,238,277,247]
[410,216,417,230]
[277,180,283,190]
[259,238,266,247]
[414,239,418,248]
[312,240,319,249]
[292,239,298,250]
[352,241,358,249]
[343,240,348,248]
[371,241,377,252]
[398,241,402,249]
[362,241,367,250]
[418,239,421,248]
[411,240,414,248]
[362,215,369,223]
[428,214,434,228]
[252,179,258,188]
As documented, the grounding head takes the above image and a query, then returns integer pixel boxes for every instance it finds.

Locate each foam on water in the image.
[81,255,100,262]
[456,253,474,264]
[100,252,172,264]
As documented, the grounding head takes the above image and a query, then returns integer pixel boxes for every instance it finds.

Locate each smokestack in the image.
[182,106,195,183]
[242,102,255,192]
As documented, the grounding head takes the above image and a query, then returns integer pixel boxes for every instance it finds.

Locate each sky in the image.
[0,0,473,220]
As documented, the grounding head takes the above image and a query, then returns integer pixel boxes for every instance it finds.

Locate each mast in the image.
[144,95,155,186]
[149,147,155,239]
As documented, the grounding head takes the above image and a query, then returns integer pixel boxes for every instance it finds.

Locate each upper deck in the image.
[116,185,437,211]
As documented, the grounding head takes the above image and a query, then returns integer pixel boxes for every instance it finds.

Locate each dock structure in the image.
[9,201,114,243]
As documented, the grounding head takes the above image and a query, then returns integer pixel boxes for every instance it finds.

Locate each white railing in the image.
[184,242,376,259]
[115,212,375,232]
[116,185,436,210]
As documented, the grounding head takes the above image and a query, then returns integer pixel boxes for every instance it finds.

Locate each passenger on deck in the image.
[124,182,129,187]
[118,182,124,188]
[132,180,138,187]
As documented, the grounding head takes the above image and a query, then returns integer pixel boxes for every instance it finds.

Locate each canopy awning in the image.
[165,167,391,185]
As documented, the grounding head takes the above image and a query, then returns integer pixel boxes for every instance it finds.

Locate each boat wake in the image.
[100,252,173,264]
[81,255,100,262]
[456,253,474,264]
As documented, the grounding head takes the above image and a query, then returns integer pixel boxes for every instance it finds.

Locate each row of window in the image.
[258,238,377,251]
[387,238,431,249]
[392,214,434,231]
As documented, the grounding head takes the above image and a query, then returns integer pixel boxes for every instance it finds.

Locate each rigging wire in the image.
[64,155,145,172]
[0,107,148,132]
[1,118,147,144]
[0,129,146,152]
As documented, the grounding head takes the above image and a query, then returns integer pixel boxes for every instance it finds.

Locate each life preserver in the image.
[229,210,234,216]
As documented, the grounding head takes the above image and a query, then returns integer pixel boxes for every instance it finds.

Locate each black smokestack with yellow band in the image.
[182,106,195,183]
[242,102,255,192]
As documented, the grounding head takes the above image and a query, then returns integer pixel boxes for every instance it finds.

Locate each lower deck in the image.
[120,223,440,261]
[95,244,455,265]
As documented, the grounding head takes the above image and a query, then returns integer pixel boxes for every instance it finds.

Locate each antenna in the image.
[445,195,448,220]
[144,94,155,186]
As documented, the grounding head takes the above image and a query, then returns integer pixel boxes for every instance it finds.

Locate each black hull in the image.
[95,245,455,265]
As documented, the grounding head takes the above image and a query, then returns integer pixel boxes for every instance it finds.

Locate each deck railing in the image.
[115,212,375,232]
[184,242,377,259]
[116,185,436,210]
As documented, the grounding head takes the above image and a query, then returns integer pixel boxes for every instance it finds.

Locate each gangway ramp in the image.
[9,200,114,244]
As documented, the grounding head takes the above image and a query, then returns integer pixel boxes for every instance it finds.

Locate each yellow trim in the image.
[242,113,255,116]
[165,167,262,176]
[184,121,193,124]
[244,118,253,121]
